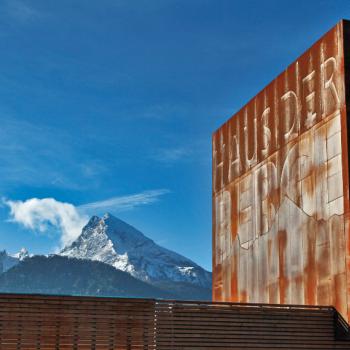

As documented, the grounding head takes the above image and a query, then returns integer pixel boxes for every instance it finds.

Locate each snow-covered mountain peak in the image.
[13,248,30,261]
[102,213,150,240]
[0,247,31,274]
[0,250,20,273]
[60,213,211,288]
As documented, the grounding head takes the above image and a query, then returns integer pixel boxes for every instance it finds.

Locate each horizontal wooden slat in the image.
[0,293,348,349]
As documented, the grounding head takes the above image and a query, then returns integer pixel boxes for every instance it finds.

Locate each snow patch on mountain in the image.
[60,213,211,288]
[13,248,30,261]
[0,248,30,273]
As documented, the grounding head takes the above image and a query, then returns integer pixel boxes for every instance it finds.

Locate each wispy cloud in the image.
[151,147,191,163]
[5,0,41,23]
[0,116,106,191]
[79,189,170,212]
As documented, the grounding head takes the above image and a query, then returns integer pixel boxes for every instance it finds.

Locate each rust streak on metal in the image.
[212,20,350,322]
[278,230,287,304]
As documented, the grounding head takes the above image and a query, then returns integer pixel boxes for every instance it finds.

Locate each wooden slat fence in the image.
[155,300,350,349]
[0,294,348,349]
[0,294,156,350]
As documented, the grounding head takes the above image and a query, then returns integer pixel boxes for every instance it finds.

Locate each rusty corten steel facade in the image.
[212,20,350,322]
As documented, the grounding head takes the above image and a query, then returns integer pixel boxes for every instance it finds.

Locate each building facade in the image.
[212,20,350,322]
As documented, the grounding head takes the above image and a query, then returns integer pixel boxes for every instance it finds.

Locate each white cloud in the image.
[4,198,89,248]
[3,189,169,248]
[79,189,170,212]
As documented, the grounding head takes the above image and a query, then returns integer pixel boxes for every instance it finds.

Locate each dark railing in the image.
[0,293,349,349]
[334,307,350,340]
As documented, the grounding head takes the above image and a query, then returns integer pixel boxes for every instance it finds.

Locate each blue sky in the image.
[0,0,349,271]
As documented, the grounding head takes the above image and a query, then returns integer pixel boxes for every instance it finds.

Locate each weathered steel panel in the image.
[212,20,350,322]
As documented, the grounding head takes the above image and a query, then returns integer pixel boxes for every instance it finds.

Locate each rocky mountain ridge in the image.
[59,213,211,288]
